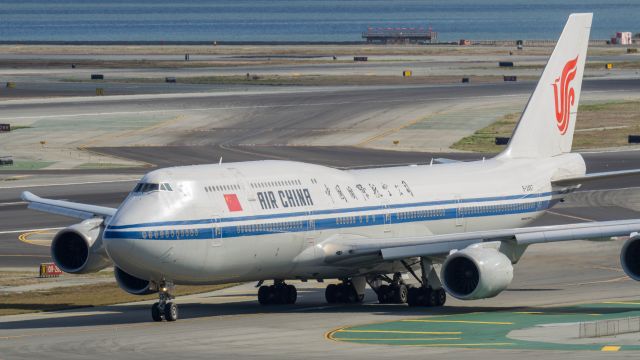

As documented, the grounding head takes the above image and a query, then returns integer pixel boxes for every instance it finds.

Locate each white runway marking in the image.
[0,201,26,207]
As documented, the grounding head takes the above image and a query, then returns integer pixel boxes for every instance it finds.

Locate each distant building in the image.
[363,26,437,44]
[611,31,633,45]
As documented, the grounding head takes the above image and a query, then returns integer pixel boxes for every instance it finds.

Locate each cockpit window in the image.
[132,182,173,194]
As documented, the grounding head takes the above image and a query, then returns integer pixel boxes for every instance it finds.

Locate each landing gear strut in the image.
[151,281,178,322]
[325,279,365,304]
[258,280,297,305]
[404,258,447,307]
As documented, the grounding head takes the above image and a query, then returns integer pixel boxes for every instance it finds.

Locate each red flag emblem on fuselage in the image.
[224,194,243,212]
[552,56,579,135]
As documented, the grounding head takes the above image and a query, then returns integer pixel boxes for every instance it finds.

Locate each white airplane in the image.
[22,13,640,322]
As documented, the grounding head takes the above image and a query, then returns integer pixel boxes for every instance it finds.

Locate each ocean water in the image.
[0,0,638,42]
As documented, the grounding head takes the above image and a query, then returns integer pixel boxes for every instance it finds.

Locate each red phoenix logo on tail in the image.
[552,56,579,135]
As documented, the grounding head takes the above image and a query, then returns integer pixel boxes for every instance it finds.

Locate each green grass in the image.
[0,160,53,170]
[451,100,640,152]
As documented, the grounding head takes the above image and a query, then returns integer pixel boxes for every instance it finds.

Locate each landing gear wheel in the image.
[258,282,297,305]
[393,284,408,304]
[435,288,446,306]
[407,287,419,307]
[258,285,271,305]
[377,284,390,304]
[286,284,297,304]
[164,302,178,322]
[325,284,338,303]
[151,302,162,322]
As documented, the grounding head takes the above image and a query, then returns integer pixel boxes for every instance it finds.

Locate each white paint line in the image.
[0,201,26,207]
[0,178,138,189]
[0,227,63,235]
[546,210,595,222]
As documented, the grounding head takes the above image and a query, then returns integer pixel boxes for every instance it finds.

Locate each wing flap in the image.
[328,219,640,262]
[21,191,117,219]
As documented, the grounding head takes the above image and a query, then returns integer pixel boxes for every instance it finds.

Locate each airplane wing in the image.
[552,169,640,187]
[321,219,640,263]
[21,191,117,220]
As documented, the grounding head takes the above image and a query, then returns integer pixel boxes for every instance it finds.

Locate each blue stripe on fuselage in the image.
[103,199,551,241]
[107,191,558,230]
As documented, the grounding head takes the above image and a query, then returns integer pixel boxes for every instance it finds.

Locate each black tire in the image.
[407,287,419,307]
[325,284,338,303]
[286,285,297,304]
[345,285,358,303]
[435,288,447,306]
[258,285,271,305]
[427,288,438,307]
[151,302,162,322]
[418,287,430,306]
[164,302,178,322]
[378,284,390,304]
[393,284,408,304]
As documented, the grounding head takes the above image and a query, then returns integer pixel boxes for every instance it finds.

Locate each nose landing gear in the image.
[257,280,297,305]
[151,281,177,322]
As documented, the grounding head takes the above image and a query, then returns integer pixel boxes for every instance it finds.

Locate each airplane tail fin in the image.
[499,13,592,159]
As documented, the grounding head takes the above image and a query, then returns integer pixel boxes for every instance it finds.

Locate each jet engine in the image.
[621,234,640,281]
[114,267,156,295]
[50,218,110,274]
[441,245,513,300]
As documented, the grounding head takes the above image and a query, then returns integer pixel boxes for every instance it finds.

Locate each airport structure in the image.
[362,26,437,44]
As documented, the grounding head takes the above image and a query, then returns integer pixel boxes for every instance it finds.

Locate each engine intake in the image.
[621,234,640,281]
[441,245,513,300]
[51,218,110,274]
[115,267,156,295]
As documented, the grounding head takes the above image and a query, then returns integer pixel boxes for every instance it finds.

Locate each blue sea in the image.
[0,0,638,42]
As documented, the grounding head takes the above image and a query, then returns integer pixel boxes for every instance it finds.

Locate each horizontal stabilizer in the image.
[552,168,640,186]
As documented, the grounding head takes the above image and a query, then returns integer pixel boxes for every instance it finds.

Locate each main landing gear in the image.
[403,257,447,307]
[325,278,365,304]
[258,280,297,305]
[151,281,178,322]
[372,273,409,304]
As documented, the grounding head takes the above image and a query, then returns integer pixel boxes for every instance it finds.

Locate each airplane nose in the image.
[103,228,163,279]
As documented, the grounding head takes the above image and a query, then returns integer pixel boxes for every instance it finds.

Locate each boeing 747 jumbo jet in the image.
[22,14,640,322]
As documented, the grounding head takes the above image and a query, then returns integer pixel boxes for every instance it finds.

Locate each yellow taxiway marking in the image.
[601,345,621,352]
[405,343,513,347]
[402,319,512,325]
[18,230,54,247]
[335,329,461,335]
[333,337,462,342]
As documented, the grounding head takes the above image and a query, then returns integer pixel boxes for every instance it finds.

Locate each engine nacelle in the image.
[441,245,513,300]
[50,218,110,274]
[114,267,156,295]
[621,234,640,281]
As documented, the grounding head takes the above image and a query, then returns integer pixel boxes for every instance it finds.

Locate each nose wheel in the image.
[151,281,177,322]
